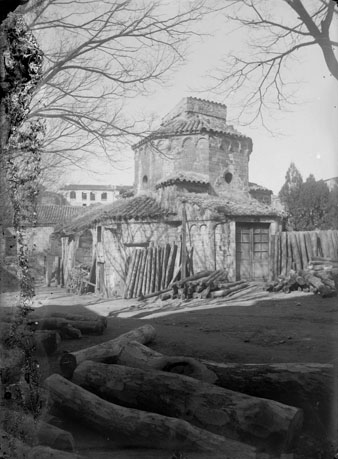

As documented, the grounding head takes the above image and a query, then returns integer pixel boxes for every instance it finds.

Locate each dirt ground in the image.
[2,287,338,458]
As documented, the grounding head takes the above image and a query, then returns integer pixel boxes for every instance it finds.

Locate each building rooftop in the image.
[1,205,86,227]
[133,97,252,149]
[249,182,273,193]
[60,184,116,191]
[182,193,284,218]
[57,196,171,235]
[156,172,209,189]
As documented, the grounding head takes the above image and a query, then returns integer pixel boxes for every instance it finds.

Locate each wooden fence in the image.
[123,242,194,299]
[272,230,338,278]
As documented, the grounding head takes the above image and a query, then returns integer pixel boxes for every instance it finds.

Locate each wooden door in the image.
[236,223,270,281]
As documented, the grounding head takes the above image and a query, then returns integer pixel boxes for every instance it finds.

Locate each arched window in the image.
[90,192,95,201]
[70,191,76,199]
[224,172,233,184]
[101,192,107,201]
[142,175,148,185]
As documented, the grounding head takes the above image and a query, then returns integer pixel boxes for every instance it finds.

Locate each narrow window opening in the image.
[224,172,233,184]
[90,192,95,201]
[142,175,148,184]
[101,192,107,201]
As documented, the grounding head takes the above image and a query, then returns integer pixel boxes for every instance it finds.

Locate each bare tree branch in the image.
[208,0,338,127]
[13,0,210,183]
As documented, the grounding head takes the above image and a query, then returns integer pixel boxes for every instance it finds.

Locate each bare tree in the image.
[208,0,338,127]
[14,0,209,180]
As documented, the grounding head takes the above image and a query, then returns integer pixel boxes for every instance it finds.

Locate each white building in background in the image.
[59,184,133,207]
[324,177,338,191]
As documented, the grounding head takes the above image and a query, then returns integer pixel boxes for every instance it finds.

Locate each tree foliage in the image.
[15,0,209,180]
[279,164,337,230]
[210,0,338,126]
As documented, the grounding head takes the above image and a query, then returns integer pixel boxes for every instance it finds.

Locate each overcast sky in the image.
[60,2,338,194]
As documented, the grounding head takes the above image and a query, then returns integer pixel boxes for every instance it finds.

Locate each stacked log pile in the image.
[51,325,307,456]
[266,257,338,297]
[159,270,262,302]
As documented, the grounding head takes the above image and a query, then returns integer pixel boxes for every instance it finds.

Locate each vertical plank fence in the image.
[123,242,192,299]
[273,230,338,279]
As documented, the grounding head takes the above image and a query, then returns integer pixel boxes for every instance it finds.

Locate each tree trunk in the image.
[301,271,332,296]
[0,345,25,385]
[200,361,334,427]
[0,428,85,459]
[47,312,107,328]
[33,330,61,355]
[0,408,74,451]
[44,374,255,457]
[59,325,156,378]
[73,361,302,452]
[28,317,104,335]
[115,340,217,383]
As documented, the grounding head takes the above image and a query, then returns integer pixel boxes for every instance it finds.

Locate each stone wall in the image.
[100,220,181,297]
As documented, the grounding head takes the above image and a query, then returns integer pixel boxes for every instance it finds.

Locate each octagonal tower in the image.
[133,97,253,199]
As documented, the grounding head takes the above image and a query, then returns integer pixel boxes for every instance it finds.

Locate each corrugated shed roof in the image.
[58,196,171,234]
[249,182,273,193]
[156,172,209,188]
[182,193,284,217]
[134,114,251,149]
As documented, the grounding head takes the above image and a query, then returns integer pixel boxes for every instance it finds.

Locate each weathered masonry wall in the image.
[98,220,181,297]
[135,135,209,196]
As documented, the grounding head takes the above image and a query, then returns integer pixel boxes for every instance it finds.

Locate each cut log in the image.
[33,330,61,355]
[199,361,334,426]
[130,249,142,298]
[28,317,104,335]
[0,345,25,385]
[115,340,217,383]
[210,282,249,298]
[289,232,302,270]
[44,374,255,457]
[164,243,176,287]
[300,271,333,296]
[59,324,156,378]
[124,251,137,298]
[142,248,150,295]
[0,428,84,459]
[281,232,287,276]
[0,408,75,450]
[48,312,107,329]
[73,361,302,451]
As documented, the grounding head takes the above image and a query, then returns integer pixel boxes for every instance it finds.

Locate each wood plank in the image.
[124,251,137,298]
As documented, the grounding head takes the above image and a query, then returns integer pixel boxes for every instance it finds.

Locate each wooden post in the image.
[181,201,187,280]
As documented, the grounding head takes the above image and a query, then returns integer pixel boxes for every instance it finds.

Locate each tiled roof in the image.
[58,196,171,234]
[156,172,209,189]
[60,184,116,191]
[249,182,273,193]
[36,205,86,225]
[1,205,85,227]
[133,114,251,148]
[182,193,284,218]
